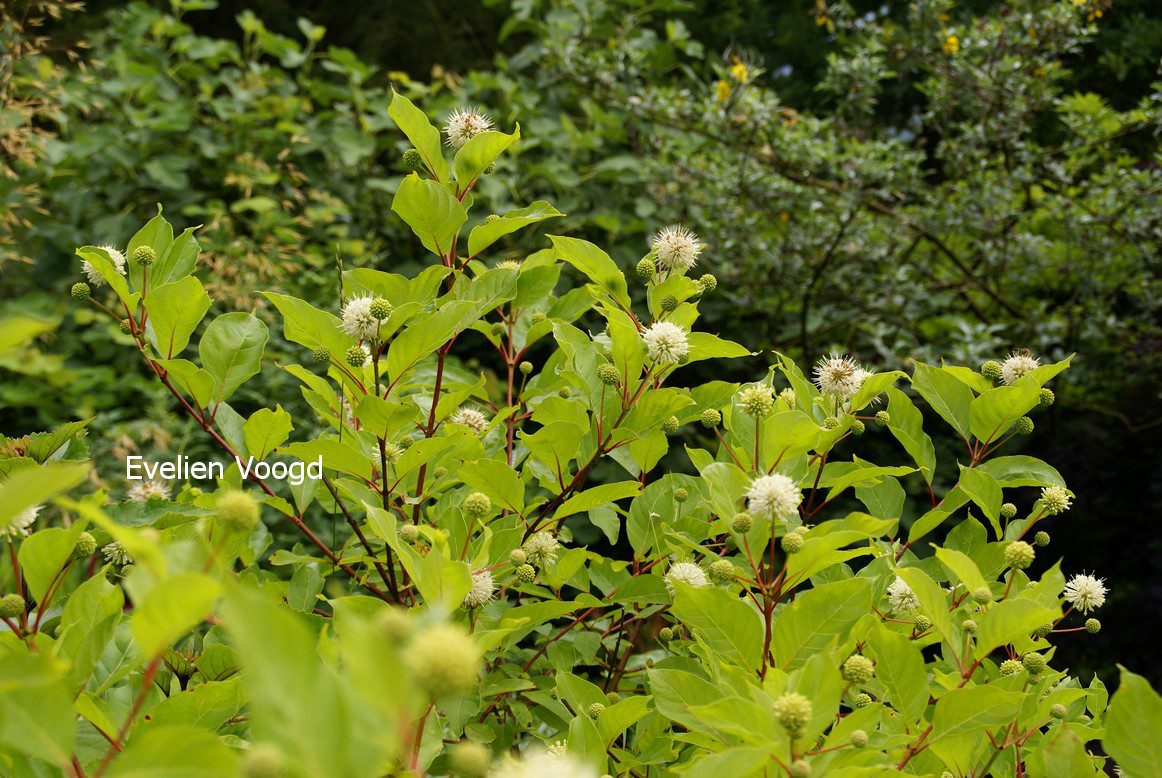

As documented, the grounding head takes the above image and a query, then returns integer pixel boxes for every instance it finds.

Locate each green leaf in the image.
[549,235,632,310]
[554,481,640,520]
[929,685,1025,744]
[0,654,75,767]
[1104,668,1162,778]
[884,386,936,482]
[150,225,201,288]
[389,90,449,182]
[973,598,1060,659]
[18,524,84,603]
[457,460,524,514]
[287,564,325,613]
[672,585,763,670]
[198,312,268,404]
[772,577,870,670]
[976,456,1065,488]
[0,461,89,529]
[684,332,751,363]
[131,574,221,656]
[243,406,294,460]
[849,370,906,411]
[57,572,124,690]
[144,276,211,358]
[262,292,350,357]
[895,567,954,645]
[106,725,238,777]
[143,678,242,731]
[934,546,989,592]
[468,201,563,257]
[912,361,973,441]
[969,381,1041,443]
[126,206,175,292]
[454,125,520,191]
[868,623,928,724]
[391,173,467,258]
[955,466,1003,535]
[354,397,418,442]
[280,439,372,481]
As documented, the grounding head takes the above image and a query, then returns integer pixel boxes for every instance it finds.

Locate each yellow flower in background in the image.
[730,61,750,84]
[715,79,731,103]
[942,34,960,54]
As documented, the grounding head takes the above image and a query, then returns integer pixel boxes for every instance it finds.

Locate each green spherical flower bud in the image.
[773,692,813,737]
[597,363,620,386]
[661,416,680,434]
[823,416,840,430]
[941,773,955,778]
[489,321,507,337]
[677,352,690,365]
[483,163,495,174]
[1000,502,1017,520]
[962,618,977,633]
[514,563,536,583]
[1000,658,1023,676]
[132,245,156,266]
[842,654,875,684]
[559,386,572,398]
[658,627,674,641]
[530,311,548,325]
[449,740,490,778]
[397,436,414,451]
[1039,388,1055,407]
[914,614,932,632]
[71,282,91,301]
[1034,530,1050,547]
[789,761,811,778]
[462,492,491,519]
[698,273,717,291]
[700,408,721,429]
[853,693,872,708]
[120,319,132,334]
[1005,541,1035,570]
[73,531,97,559]
[731,512,753,533]
[850,729,868,748]
[781,532,805,554]
[433,466,448,479]
[312,346,330,364]
[708,559,734,583]
[405,622,482,698]
[1034,623,1052,638]
[519,361,533,375]
[1050,703,1068,720]
[1022,652,1047,675]
[216,490,260,532]
[345,345,368,368]
[973,587,992,603]
[588,702,605,719]
[402,148,425,171]
[739,386,774,417]
[1085,618,1101,634]
[607,692,621,703]
[874,410,890,427]
[399,524,420,543]
[509,549,527,566]
[369,298,393,320]
[981,360,1003,381]
[636,257,655,279]
[1014,416,1034,435]
[674,487,689,504]
[0,594,25,620]
[660,294,679,312]
[850,419,866,435]
[244,743,287,778]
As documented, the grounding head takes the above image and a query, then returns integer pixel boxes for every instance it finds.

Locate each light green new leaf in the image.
[106,725,238,777]
[150,225,201,288]
[199,312,268,403]
[929,685,1026,743]
[157,359,215,410]
[459,459,525,514]
[895,567,955,645]
[125,206,175,292]
[969,381,1041,443]
[392,173,467,258]
[0,654,75,767]
[468,201,563,257]
[955,465,1003,536]
[18,523,85,604]
[849,370,906,411]
[145,275,211,358]
[57,572,124,690]
[885,386,936,482]
[934,546,989,592]
[976,455,1065,488]
[389,90,449,181]
[672,584,763,670]
[912,361,973,441]
[243,406,294,460]
[868,623,929,724]
[1104,668,1162,778]
[280,439,373,481]
[454,125,520,191]
[772,577,870,670]
[261,291,350,357]
[0,461,88,530]
[973,598,1061,659]
[555,481,640,521]
[131,574,221,656]
[550,235,632,310]
[685,332,751,363]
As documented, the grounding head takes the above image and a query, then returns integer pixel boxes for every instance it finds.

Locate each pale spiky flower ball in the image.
[462,569,495,608]
[745,473,802,521]
[651,225,703,271]
[664,561,710,595]
[496,259,522,270]
[522,531,560,568]
[642,322,689,364]
[339,295,380,340]
[2,505,41,538]
[81,245,127,286]
[1000,350,1040,385]
[444,107,493,149]
[546,741,568,758]
[1040,485,1072,515]
[451,407,488,435]
[887,576,920,613]
[1064,573,1107,614]
[102,542,133,566]
[492,748,598,778]
[813,353,866,400]
[127,480,170,502]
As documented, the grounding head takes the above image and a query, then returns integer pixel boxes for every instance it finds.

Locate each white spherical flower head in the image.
[81,245,127,286]
[339,295,380,340]
[2,504,42,538]
[664,561,710,595]
[523,531,560,568]
[492,748,598,778]
[444,107,493,149]
[887,576,920,613]
[642,321,690,364]
[102,542,133,566]
[451,407,488,435]
[652,225,703,271]
[813,353,866,400]
[127,480,170,503]
[745,473,802,521]
[1064,573,1107,614]
[1000,350,1040,385]
[462,569,496,608]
